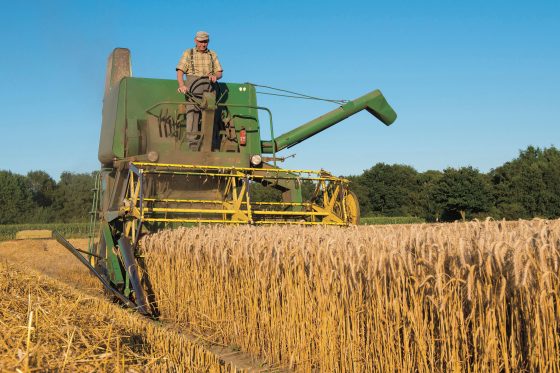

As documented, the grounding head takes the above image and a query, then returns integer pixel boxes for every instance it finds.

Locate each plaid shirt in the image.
[176,48,223,76]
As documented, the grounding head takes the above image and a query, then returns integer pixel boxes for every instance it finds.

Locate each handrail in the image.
[141,100,278,166]
[216,103,276,166]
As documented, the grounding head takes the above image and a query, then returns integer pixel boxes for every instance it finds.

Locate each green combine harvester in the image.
[55,48,397,315]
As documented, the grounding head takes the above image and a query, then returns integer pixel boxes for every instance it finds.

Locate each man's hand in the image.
[177,85,188,94]
[208,74,217,83]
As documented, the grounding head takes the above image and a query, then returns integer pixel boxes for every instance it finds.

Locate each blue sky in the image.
[0,0,558,179]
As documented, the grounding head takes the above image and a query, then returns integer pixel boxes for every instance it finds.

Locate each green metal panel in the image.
[120,78,180,158]
[100,222,124,286]
[100,76,397,164]
[114,82,128,159]
[102,78,261,163]
[220,82,261,155]
[98,83,123,163]
[98,80,130,163]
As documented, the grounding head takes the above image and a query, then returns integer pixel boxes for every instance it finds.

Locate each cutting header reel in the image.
[118,162,359,229]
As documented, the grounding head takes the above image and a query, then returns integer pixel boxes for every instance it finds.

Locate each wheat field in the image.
[141,219,560,372]
[1,220,559,371]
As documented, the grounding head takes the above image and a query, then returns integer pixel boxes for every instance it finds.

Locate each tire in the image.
[345,191,361,225]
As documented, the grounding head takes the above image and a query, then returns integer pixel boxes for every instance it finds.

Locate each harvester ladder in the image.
[87,170,104,260]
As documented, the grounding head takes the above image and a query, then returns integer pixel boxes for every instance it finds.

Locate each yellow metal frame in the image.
[120,162,355,231]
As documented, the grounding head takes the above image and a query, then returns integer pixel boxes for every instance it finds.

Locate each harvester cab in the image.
[55,48,397,315]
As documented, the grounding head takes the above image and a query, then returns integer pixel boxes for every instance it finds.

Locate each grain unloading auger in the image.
[55,48,397,315]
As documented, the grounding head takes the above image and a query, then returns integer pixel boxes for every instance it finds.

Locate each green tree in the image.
[359,163,420,216]
[249,179,316,203]
[416,170,443,221]
[51,172,96,222]
[301,179,316,201]
[491,146,560,219]
[0,171,34,224]
[430,167,492,221]
[27,170,56,207]
[347,175,373,215]
[25,170,58,223]
[249,181,282,202]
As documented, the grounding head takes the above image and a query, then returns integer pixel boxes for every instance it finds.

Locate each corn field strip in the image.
[0,223,90,241]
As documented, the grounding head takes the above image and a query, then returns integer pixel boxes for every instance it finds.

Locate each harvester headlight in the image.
[147,151,159,162]
[250,154,262,167]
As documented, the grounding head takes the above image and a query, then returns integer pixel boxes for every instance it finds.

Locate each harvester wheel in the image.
[345,191,361,225]
[188,76,215,98]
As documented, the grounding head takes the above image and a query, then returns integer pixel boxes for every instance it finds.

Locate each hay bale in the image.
[15,230,52,240]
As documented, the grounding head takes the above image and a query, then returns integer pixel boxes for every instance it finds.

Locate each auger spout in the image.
[261,89,397,153]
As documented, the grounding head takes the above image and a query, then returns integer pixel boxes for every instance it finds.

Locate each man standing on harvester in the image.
[176,31,223,149]
[176,31,223,92]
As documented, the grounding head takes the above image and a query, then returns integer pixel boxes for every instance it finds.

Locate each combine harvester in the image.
[55,48,397,315]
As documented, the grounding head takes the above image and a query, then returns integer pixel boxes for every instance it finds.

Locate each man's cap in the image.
[195,31,209,41]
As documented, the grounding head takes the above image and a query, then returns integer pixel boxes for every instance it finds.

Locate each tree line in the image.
[1,145,558,224]
[0,171,96,224]
[347,145,560,221]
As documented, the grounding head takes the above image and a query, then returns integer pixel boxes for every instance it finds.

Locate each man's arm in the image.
[176,49,190,93]
[176,69,188,93]
[209,70,223,83]
[209,51,223,83]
